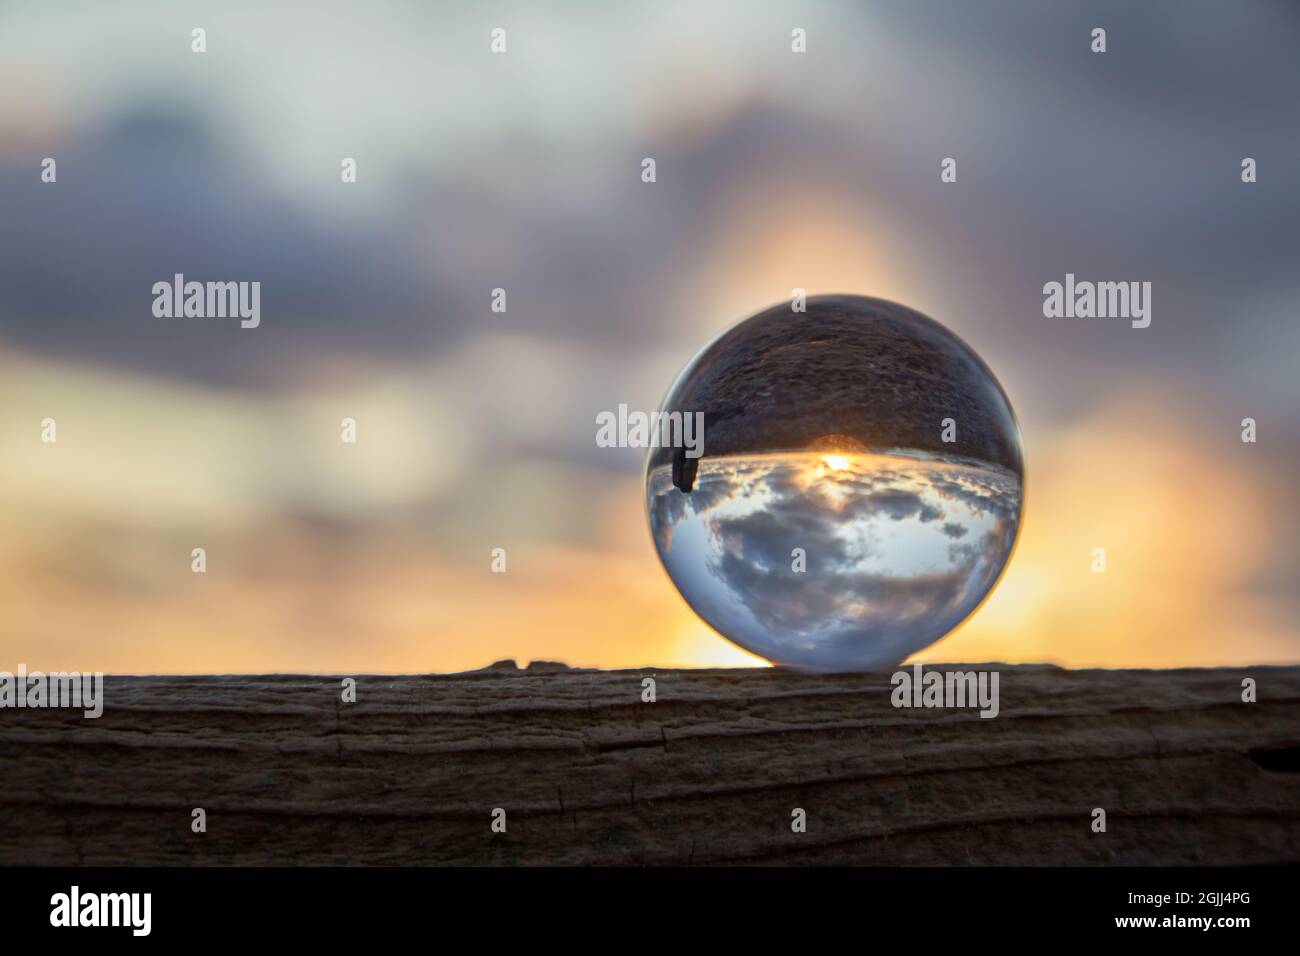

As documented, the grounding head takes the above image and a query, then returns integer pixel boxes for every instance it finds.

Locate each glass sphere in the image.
[645,295,1023,671]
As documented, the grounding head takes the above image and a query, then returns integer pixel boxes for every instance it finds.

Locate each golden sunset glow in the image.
[0,12,1294,676]
[0,347,1292,673]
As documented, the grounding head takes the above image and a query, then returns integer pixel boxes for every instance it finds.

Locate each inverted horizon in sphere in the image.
[646,296,1024,671]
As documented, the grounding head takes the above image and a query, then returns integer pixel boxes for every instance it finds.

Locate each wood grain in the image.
[2,663,1298,865]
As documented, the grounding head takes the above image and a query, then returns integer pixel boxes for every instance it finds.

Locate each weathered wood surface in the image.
[2,664,1298,865]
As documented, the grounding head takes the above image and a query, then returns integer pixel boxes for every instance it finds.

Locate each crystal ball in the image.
[645,295,1024,671]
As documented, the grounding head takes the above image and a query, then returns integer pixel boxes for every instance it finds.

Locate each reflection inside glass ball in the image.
[645,295,1023,671]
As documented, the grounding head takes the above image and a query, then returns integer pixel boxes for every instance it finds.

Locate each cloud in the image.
[651,453,1021,667]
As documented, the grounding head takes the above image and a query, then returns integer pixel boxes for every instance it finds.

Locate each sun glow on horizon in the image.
[0,352,1294,672]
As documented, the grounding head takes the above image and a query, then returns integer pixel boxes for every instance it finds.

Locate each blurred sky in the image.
[2,0,1298,672]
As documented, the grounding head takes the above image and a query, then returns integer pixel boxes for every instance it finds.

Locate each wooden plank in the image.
[1,664,1297,865]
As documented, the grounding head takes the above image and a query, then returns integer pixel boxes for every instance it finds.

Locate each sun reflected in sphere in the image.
[645,295,1024,671]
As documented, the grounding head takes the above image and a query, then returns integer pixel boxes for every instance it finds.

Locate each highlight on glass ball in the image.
[645,295,1024,672]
